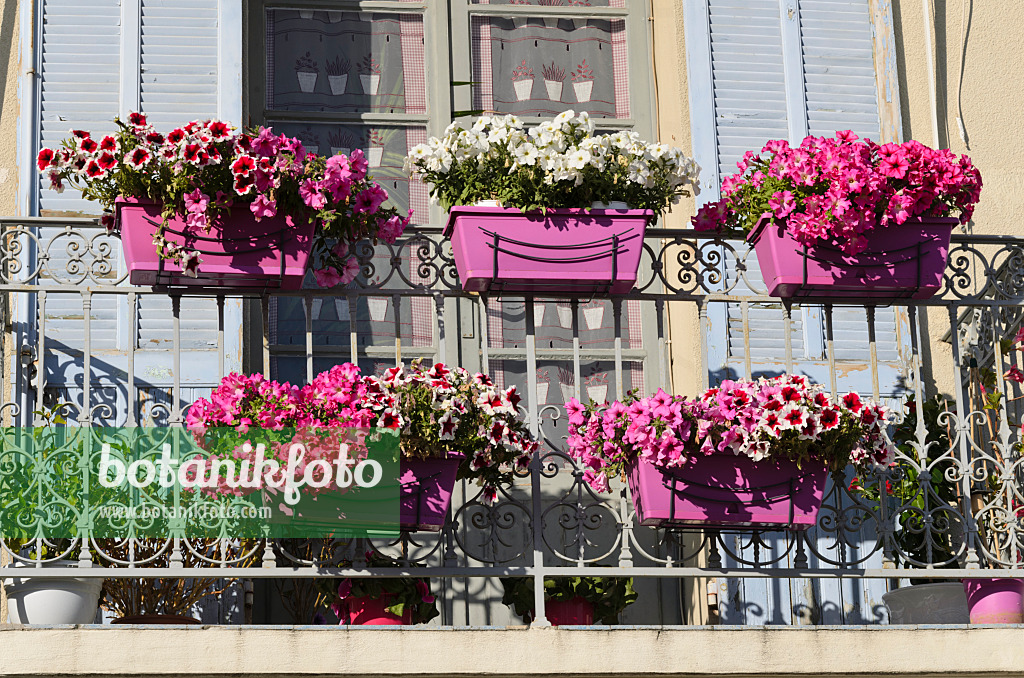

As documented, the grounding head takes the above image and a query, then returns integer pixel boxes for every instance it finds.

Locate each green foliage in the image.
[317,551,439,625]
[405,112,700,221]
[851,396,962,569]
[500,575,637,625]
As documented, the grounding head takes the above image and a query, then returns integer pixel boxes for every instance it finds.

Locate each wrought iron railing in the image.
[1,217,1022,625]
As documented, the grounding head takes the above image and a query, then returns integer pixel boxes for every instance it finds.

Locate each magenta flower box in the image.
[963,578,1024,624]
[343,593,412,626]
[443,205,653,294]
[116,197,315,289]
[625,452,828,530]
[400,452,463,531]
[747,216,957,300]
[545,597,595,626]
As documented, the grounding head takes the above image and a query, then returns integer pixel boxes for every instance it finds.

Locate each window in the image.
[246,1,662,411]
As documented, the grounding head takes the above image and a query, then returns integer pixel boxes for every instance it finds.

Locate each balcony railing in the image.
[1,216,1022,625]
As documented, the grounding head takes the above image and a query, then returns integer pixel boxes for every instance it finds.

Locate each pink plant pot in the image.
[400,452,464,531]
[116,198,315,290]
[344,593,412,626]
[444,206,652,295]
[545,597,595,625]
[625,452,828,530]
[747,215,956,300]
[963,578,1024,624]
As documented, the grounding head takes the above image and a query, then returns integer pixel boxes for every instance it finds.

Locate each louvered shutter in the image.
[33,0,242,425]
[694,0,905,391]
[686,0,898,625]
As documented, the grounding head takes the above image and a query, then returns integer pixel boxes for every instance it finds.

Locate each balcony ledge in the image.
[1,624,1022,677]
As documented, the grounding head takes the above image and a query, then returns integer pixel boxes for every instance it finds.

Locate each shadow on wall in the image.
[0,0,16,136]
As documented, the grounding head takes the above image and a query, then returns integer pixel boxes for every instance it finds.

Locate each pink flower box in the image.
[116,197,315,289]
[400,452,463,531]
[625,452,828,530]
[444,205,652,294]
[747,215,957,300]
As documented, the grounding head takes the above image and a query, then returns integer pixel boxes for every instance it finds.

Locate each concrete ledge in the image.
[1,625,1022,677]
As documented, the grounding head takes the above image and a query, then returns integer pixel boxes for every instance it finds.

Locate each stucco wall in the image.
[1,625,1023,677]
[0,0,19,216]
[0,0,19,627]
[893,1,1024,397]
[653,1,1024,401]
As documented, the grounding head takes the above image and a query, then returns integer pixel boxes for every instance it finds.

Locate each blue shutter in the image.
[687,0,898,625]
[32,0,242,428]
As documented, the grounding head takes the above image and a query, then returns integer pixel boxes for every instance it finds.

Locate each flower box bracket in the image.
[444,206,652,296]
[484,227,629,296]
[146,214,290,292]
[747,216,956,302]
[661,469,820,529]
[399,468,447,531]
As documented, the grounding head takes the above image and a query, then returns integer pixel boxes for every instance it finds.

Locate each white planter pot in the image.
[513,78,533,102]
[586,383,608,404]
[556,303,573,329]
[296,71,318,93]
[543,17,559,29]
[882,583,970,624]
[368,147,384,168]
[535,381,549,405]
[573,79,594,103]
[544,79,563,102]
[368,297,388,322]
[298,10,314,20]
[533,302,546,328]
[559,381,576,404]
[360,74,381,96]
[327,11,342,23]
[583,305,604,330]
[328,74,348,95]
[3,560,102,625]
[331,147,351,157]
[304,145,319,155]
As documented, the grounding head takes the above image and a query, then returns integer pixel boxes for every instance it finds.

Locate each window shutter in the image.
[31,0,241,427]
[686,0,898,625]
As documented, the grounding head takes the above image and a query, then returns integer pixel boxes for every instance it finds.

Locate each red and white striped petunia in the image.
[96,152,117,171]
[231,154,256,177]
[98,136,119,153]
[207,120,231,139]
[78,137,99,154]
[84,160,106,179]
[36,148,55,171]
[166,128,186,145]
[125,147,152,169]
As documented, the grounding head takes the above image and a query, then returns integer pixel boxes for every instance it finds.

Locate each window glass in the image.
[470,16,630,118]
[266,10,426,115]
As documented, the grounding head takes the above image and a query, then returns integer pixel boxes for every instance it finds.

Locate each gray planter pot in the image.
[882,582,969,624]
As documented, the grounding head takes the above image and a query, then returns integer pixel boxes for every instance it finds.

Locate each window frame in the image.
[246,0,657,227]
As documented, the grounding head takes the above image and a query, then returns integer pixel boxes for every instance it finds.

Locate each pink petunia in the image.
[250,194,277,220]
[313,266,343,288]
